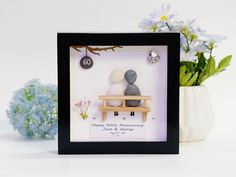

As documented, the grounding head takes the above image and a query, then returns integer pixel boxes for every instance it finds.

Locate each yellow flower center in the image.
[160,15,167,21]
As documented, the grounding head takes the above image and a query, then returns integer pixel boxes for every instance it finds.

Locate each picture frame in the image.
[58,33,180,154]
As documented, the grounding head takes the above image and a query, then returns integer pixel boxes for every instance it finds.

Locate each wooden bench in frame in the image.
[98,95,152,122]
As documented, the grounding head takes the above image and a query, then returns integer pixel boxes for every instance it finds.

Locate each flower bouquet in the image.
[140,4,232,86]
[139,4,232,142]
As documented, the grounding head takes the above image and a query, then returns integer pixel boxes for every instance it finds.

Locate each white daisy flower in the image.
[150,4,176,24]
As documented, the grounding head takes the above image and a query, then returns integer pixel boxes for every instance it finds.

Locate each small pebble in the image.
[111,69,124,84]
[124,84,141,107]
[124,70,137,84]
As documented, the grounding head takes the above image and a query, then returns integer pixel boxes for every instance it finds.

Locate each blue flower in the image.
[139,4,176,32]
[139,4,227,62]
[6,79,58,139]
[202,34,226,49]
[139,18,163,32]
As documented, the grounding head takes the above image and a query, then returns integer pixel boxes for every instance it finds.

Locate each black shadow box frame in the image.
[57,33,180,154]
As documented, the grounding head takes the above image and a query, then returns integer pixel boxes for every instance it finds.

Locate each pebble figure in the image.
[106,69,125,116]
[124,70,141,112]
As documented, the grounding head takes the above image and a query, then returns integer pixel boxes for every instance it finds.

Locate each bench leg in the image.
[102,112,107,122]
[130,112,135,116]
[143,112,147,122]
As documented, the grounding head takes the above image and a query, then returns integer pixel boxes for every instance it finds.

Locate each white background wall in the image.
[0,0,236,177]
[0,0,235,128]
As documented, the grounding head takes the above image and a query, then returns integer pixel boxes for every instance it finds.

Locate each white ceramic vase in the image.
[180,86,215,142]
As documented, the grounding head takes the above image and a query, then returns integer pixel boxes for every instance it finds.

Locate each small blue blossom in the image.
[139,18,163,32]
[139,4,176,32]
[6,79,58,139]
[202,34,227,49]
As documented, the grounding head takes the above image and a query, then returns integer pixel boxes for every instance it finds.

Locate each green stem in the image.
[80,113,88,120]
[203,43,214,58]
[209,49,213,58]
[166,22,172,31]
[181,32,190,52]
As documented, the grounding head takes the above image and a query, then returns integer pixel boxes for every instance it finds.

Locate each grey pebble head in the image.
[124,70,137,84]
[124,69,141,107]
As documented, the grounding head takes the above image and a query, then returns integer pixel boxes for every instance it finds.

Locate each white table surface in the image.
[1,114,236,177]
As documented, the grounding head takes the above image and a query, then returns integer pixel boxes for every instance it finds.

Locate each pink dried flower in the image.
[75,98,91,120]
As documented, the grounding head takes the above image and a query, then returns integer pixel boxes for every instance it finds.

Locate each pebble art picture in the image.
[58,33,180,154]
[69,45,168,142]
